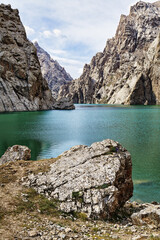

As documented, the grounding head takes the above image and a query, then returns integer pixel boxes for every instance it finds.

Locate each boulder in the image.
[24,139,133,219]
[0,145,31,165]
[131,203,160,227]
[54,97,75,110]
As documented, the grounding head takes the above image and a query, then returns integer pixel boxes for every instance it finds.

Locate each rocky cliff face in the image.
[58,1,160,105]
[0,4,58,112]
[0,4,74,112]
[34,42,73,98]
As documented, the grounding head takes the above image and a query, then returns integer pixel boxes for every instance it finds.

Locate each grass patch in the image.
[0,165,17,184]
[29,156,62,175]
[72,191,83,203]
[96,183,110,189]
[109,146,117,153]
[14,188,60,217]
[0,206,6,222]
[149,237,160,240]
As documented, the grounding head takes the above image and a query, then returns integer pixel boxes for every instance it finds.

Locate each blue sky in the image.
[2,0,156,78]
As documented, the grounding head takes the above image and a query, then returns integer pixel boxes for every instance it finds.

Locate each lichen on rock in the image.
[23,139,133,219]
[0,145,31,165]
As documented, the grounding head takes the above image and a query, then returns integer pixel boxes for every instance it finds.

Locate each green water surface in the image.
[0,104,160,202]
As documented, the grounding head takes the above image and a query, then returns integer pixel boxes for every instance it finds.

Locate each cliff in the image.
[58,1,160,105]
[34,42,73,98]
[0,4,74,111]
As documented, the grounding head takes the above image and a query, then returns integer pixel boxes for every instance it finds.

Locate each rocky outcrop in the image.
[53,97,75,110]
[24,139,133,219]
[131,203,160,227]
[0,145,31,165]
[58,1,160,105]
[34,42,73,98]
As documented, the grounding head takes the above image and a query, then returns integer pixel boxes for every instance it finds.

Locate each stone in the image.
[58,1,160,105]
[131,204,160,226]
[34,42,73,99]
[0,145,31,165]
[28,229,39,237]
[24,139,133,219]
[54,97,75,110]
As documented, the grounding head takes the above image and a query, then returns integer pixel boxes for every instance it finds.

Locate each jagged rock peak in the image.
[34,41,73,98]
[58,1,160,105]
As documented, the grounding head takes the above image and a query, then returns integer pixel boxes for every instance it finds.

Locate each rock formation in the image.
[0,4,74,111]
[131,203,160,226]
[0,145,31,165]
[24,139,133,219]
[34,42,73,98]
[58,1,160,105]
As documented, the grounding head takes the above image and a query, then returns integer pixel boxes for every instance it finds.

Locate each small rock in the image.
[28,229,39,237]
[0,145,31,165]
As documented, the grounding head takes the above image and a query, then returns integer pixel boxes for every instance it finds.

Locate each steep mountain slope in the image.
[58,1,160,105]
[34,42,73,98]
[0,4,56,112]
[0,4,74,111]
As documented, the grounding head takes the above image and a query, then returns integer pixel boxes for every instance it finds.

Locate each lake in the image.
[0,104,160,203]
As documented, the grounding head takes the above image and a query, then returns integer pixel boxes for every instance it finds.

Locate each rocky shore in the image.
[0,141,160,239]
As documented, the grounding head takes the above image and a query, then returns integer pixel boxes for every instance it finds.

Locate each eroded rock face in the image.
[0,4,55,112]
[0,145,31,165]
[58,1,160,105]
[24,139,133,219]
[34,42,73,99]
[53,97,75,110]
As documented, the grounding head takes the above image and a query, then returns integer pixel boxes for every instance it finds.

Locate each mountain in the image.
[0,4,74,112]
[58,1,160,105]
[34,42,73,98]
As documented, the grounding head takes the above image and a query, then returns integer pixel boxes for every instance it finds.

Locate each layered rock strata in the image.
[58,1,160,105]
[24,139,133,219]
[34,42,73,98]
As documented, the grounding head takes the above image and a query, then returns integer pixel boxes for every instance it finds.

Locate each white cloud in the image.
[51,55,84,66]
[42,30,53,38]
[50,49,67,55]
[78,68,83,75]
[53,29,62,37]
[2,0,157,78]
[24,25,35,36]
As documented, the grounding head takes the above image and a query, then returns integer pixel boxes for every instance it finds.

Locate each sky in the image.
[2,0,156,79]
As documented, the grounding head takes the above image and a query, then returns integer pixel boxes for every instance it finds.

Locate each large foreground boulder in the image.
[0,145,31,165]
[24,139,133,219]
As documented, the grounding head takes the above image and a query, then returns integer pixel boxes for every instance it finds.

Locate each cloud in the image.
[50,49,67,55]
[2,0,157,78]
[53,29,62,37]
[42,30,53,38]
[24,25,35,36]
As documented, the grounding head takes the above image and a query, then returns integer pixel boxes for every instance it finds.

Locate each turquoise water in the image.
[0,104,160,202]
